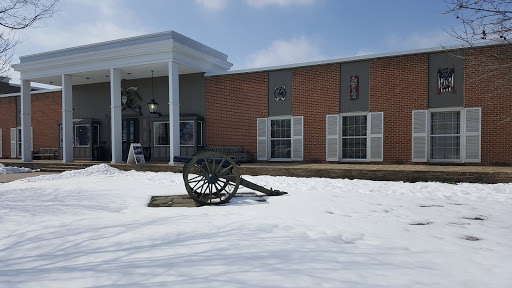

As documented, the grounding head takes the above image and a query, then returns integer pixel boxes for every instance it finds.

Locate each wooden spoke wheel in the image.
[183,151,240,205]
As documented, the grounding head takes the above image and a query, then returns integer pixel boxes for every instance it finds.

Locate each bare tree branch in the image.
[0,0,59,76]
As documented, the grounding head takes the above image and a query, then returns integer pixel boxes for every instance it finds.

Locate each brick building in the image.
[3,31,511,165]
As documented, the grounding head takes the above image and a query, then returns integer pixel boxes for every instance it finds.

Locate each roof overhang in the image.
[12,31,233,86]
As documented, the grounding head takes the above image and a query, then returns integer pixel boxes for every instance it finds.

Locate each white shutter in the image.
[291,116,304,161]
[326,114,339,161]
[0,128,2,158]
[257,118,268,160]
[412,110,428,162]
[368,112,384,161]
[464,107,481,162]
[10,128,17,158]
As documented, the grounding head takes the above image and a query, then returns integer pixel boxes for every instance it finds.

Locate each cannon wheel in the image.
[183,151,240,205]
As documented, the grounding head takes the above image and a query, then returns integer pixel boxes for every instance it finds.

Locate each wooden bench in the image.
[33,148,59,160]
[206,146,252,163]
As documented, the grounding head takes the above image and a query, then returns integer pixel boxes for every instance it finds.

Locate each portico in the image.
[12,31,232,164]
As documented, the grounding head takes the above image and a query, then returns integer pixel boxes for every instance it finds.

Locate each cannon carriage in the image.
[173,151,287,206]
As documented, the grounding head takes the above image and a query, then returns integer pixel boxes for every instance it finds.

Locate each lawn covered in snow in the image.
[0,164,511,288]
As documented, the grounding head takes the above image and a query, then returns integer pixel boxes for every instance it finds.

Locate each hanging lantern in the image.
[147,98,159,114]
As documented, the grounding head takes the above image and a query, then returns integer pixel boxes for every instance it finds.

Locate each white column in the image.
[21,80,32,162]
[110,68,122,163]
[62,75,74,162]
[169,61,180,164]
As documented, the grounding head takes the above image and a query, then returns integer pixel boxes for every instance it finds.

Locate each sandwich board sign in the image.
[127,143,145,164]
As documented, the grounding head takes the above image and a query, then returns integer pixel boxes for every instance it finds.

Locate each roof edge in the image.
[206,40,509,76]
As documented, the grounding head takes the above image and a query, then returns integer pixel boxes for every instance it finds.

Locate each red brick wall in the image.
[293,64,340,162]
[0,91,61,158]
[465,45,512,165]
[0,96,17,158]
[370,54,429,164]
[31,91,62,152]
[205,72,268,156]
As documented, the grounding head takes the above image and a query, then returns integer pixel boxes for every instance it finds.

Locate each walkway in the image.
[2,159,512,184]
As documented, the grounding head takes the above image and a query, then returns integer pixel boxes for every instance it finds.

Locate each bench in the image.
[33,148,59,160]
[206,146,252,163]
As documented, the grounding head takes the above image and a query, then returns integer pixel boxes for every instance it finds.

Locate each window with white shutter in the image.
[464,107,481,162]
[291,116,303,161]
[412,110,428,162]
[257,118,268,160]
[326,114,339,161]
[412,107,481,163]
[368,112,384,161]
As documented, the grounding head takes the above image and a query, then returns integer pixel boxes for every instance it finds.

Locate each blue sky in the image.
[9,0,463,84]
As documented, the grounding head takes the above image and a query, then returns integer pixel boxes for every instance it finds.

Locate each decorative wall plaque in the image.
[350,75,359,100]
[438,68,455,93]
[274,86,286,101]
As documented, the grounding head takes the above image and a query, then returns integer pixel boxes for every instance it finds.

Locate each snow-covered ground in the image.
[0,164,511,288]
[0,163,33,174]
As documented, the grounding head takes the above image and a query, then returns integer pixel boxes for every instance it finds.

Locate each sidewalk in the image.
[1,159,512,183]
[0,172,58,183]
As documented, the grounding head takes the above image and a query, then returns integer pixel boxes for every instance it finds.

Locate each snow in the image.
[0,164,511,287]
[0,163,33,174]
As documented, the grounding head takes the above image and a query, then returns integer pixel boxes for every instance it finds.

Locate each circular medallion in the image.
[274,86,286,101]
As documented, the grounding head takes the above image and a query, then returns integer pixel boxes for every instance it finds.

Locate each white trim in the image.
[339,112,370,162]
[429,108,463,163]
[0,88,61,98]
[267,116,294,161]
[13,31,232,84]
[0,128,2,158]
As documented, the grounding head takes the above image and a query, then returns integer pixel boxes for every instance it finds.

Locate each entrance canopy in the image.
[12,31,232,85]
[11,31,232,164]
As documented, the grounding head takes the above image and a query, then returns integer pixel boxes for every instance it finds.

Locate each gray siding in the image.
[268,70,292,117]
[179,73,206,117]
[429,51,464,108]
[340,61,369,113]
[72,73,206,161]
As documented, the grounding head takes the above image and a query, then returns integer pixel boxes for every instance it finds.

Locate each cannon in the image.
[173,151,287,205]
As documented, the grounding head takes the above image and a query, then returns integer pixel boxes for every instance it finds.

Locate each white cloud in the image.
[243,36,325,69]
[245,0,317,8]
[195,0,229,11]
[7,0,148,84]
[195,0,316,11]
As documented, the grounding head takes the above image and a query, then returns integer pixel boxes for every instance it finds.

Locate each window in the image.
[341,115,367,159]
[270,118,291,159]
[154,121,203,147]
[154,122,170,146]
[180,121,195,146]
[412,108,481,163]
[75,125,91,147]
[430,111,460,160]
[93,125,100,147]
